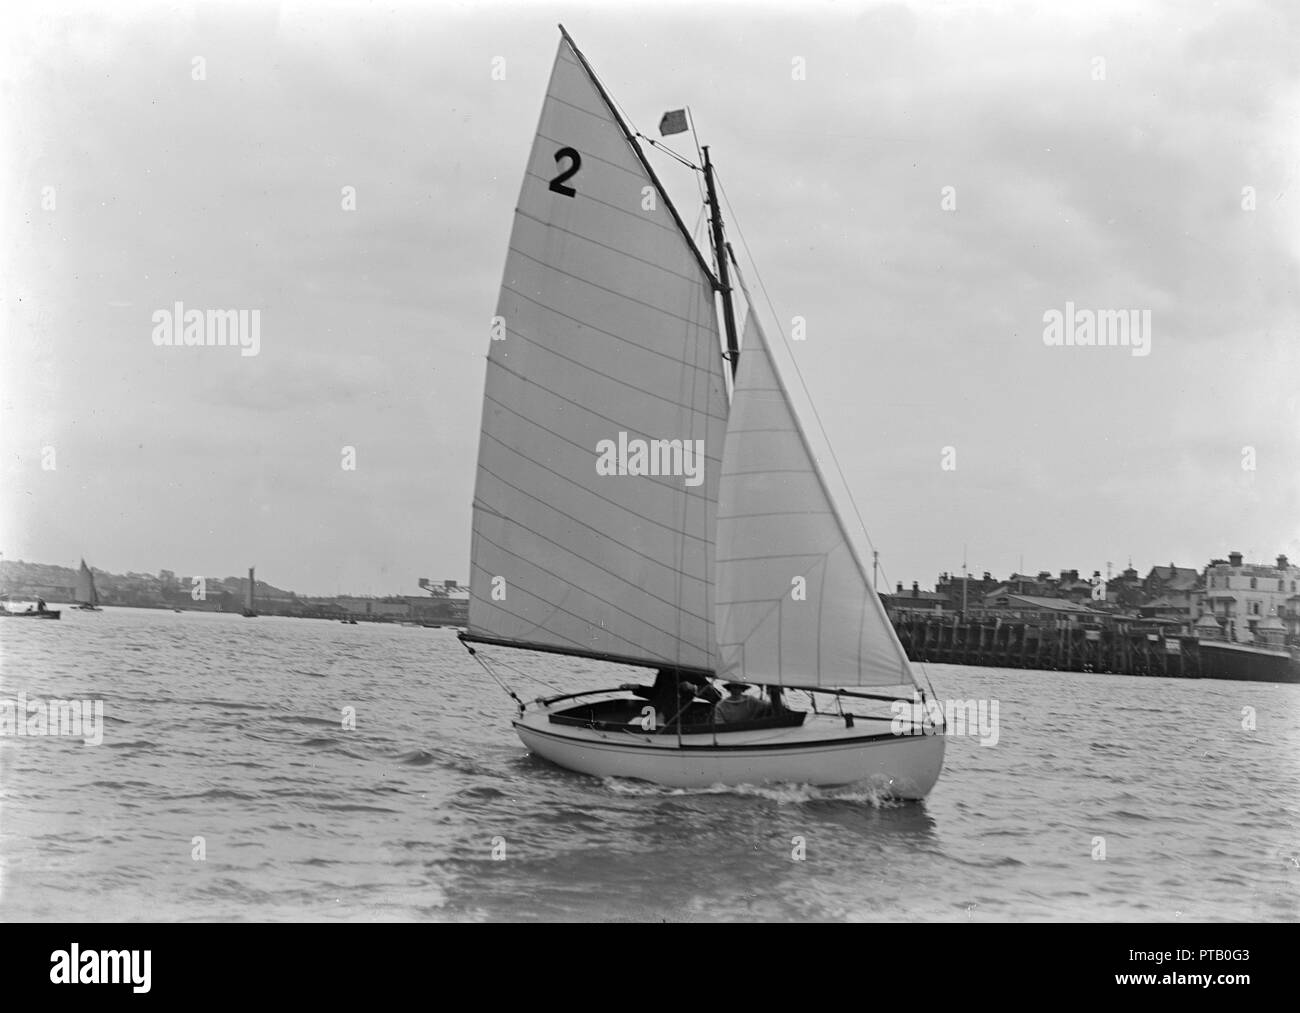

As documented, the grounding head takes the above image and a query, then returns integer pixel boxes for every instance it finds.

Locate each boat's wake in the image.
[599,777,902,807]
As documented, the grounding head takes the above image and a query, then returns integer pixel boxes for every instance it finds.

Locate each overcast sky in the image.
[2,0,1296,596]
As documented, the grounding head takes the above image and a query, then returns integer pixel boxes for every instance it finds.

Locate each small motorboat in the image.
[1,599,61,620]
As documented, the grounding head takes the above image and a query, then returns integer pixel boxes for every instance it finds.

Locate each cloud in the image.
[1,0,1295,593]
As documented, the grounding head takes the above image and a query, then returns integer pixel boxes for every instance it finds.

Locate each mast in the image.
[703,146,740,380]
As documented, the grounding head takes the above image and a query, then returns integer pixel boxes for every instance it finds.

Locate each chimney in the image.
[1278,554,1289,570]
[911,581,920,598]
[896,581,903,595]
[983,571,991,582]
[1229,551,1243,567]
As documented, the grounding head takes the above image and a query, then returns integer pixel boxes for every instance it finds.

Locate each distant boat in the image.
[73,559,102,611]
[456,27,944,797]
[1,597,60,620]
[242,566,258,617]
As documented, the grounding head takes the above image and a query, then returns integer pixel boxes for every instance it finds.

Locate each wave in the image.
[319,803,401,814]
[395,748,436,765]
[599,777,903,807]
[281,715,342,728]
[452,785,507,802]
[189,699,271,712]
[398,747,495,777]
[167,788,261,801]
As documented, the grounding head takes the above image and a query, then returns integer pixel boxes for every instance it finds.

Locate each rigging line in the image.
[462,641,527,712]
[467,638,571,703]
[561,31,717,291]
[484,653,566,696]
[693,206,714,276]
[715,172,898,594]
[636,133,701,171]
[574,48,695,178]
[686,107,707,190]
[573,43,706,254]
[685,109,711,266]
[691,203,707,248]
[918,661,942,714]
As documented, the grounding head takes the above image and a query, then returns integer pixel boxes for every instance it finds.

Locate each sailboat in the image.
[73,559,102,611]
[459,27,945,798]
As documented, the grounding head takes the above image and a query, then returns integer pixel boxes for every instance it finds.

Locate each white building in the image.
[1202,552,1299,645]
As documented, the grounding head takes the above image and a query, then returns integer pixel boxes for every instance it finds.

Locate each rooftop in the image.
[984,593,1103,614]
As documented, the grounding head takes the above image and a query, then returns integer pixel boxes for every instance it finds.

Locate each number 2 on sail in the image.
[549,147,581,197]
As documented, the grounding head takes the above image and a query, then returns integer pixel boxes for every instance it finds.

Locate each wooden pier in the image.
[890,615,1203,678]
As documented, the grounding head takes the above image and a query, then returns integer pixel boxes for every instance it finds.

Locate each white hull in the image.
[514,708,945,799]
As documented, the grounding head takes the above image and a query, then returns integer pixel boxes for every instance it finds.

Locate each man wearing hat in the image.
[624,669,721,728]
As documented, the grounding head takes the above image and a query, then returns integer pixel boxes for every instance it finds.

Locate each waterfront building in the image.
[972,591,1107,625]
[1202,552,1298,645]
[882,581,951,617]
[934,571,1000,611]
[1105,564,1145,609]
[1140,563,1202,622]
[333,596,412,620]
[1054,570,1097,604]
[1193,611,1225,640]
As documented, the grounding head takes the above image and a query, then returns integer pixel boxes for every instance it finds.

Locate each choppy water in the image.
[1,607,1297,921]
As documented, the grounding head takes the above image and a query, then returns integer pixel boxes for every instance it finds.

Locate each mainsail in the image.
[467,32,728,674]
[75,559,99,606]
[714,308,916,688]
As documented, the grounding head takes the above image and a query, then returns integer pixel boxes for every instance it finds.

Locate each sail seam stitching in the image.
[469,556,710,651]
[513,208,697,281]
[473,481,714,595]
[476,438,713,544]
[482,383,722,471]
[521,170,681,237]
[498,325,726,417]
[533,125,661,182]
[507,246,709,328]
[500,288,719,374]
